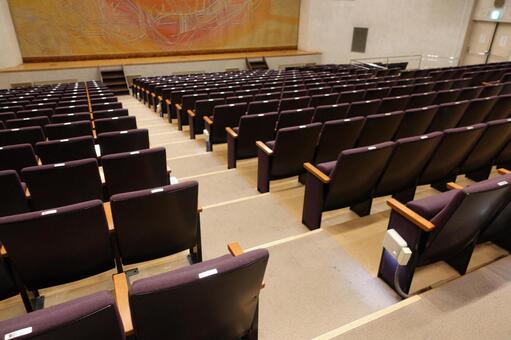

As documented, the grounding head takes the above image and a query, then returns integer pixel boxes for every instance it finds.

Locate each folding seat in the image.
[374,132,443,203]
[311,103,349,123]
[90,96,117,104]
[427,100,469,132]
[405,91,436,109]
[188,98,225,139]
[204,102,247,151]
[379,176,511,295]
[98,129,150,157]
[346,99,381,118]
[209,91,234,100]
[0,291,125,339]
[59,99,89,107]
[226,94,253,104]
[124,247,268,340]
[313,117,365,164]
[281,89,308,98]
[0,257,17,302]
[36,136,97,165]
[433,88,461,105]
[0,126,45,147]
[5,116,49,130]
[257,123,322,193]
[419,124,486,190]
[102,147,170,196]
[275,107,315,130]
[480,83,503,97]
[0,105,22,113]
[93,108,129,120]
[394,106,438,139]
[91,101,122,112]
[457,86,483,101]
[0,170,30,217]
[354,82,376,90]
[450,77,473,89]
[457,96,497,127]
[235,89,258,97]
[378,95,410,114]
[0,112,15,122]
[110,181,201,271]
[485,94,511,121]
[364,87,390,100]
[432,79,453,91]
[175,93,208,130]
[388,85,413,97]
[45,121,93,140]
[499,81,511,95]
[16,108,54,118]
[278,96,310,112]
[253,92,282,101]
[0,200,115,311]
[302,142,395,229]
[337,90,365,104]
[51,112,90,123]
[95,116,137,136]
[247,99,280,115]
[23,158,103,210]
[308,93,339,107]
[308,86,332,96]
[25,102,56,110]
[356,111,404,147]
[459,119,511,181]
[54,104,89,115]
[411,82,435,94]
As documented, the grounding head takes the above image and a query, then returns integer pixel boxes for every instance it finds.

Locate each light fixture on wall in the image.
[490,9,502,20]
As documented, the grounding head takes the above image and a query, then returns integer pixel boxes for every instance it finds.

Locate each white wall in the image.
[299,0,475,66]
[0,0,22,68]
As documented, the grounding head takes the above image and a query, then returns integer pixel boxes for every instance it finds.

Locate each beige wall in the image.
[0,0,21,68]
[299,0,475,67]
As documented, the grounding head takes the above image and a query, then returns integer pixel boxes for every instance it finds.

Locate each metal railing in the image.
[350,54,460,70]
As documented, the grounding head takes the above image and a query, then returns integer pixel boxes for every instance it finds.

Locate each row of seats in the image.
[0,107,128,123]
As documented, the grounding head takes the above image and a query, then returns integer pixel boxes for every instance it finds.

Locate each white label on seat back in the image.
[108,109,114,112]
[151,188,164,194]
[11,128,19,131]
[41,209,57,216]
[23,118,29,121]
[5,326,32,339]
[32,109,37,111]
[59,139,69,142]
[54,163,65,167]
[120,130,128,134]
[130,151,140,155]
[64,122,71,125]
[112,117,119,120]
[498,181,509,186]
[170,176,179,185]
[368,146,376,150]
[466,126,474,130]
[198,268,218,279]
[69,106,75,108]
[67,113,74,116]
[299,125,306,128]
[420,135,428,139]
[258,114,264,117]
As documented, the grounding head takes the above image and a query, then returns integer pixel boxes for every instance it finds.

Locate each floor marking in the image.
[148,130,183,137]
[202,192,270,210]
[312,295,421,339]
[166,152,211,161]
[246,229,324,251]
[155,139,202,146]
[180,168,235,180]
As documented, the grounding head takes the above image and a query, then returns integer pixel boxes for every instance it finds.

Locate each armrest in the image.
[228,242,244,256]
[113,273,134,336]
[303,162,330,184]
[256,141,273,155]
[226,127,238,138]
[482,81,499,86]
[175,104,182,111]
[103,202,114,233]
[157,96,162,101]
[151,92,156,97]
[498,168,511,175]
[165,99,171,105]
[1,245,6,257]
[203,116,213,125]
[187,109,195,118]
[386,198,435,232]
[447,182,464,190]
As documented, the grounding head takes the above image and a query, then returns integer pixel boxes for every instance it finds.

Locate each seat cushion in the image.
[407,189,459,220]
[317,160,336,176]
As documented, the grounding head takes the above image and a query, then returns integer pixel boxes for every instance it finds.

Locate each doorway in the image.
[462,21,511,65]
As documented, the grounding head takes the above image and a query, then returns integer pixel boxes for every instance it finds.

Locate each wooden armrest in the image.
[447,182,464,190]
[151,93,156,97]
[256,141,273,155]
[228,242,244,256]
[175,103,182,111]
[103,202,114,232]
[157,96,162,100]
[203,116,213,125]
[226,127,238,138]
[1,245,6,257]
[386,198,435,232]
[187,109,195,117]
[165,99,171,105]
[498,168,511,175]
[482,81,499,86]
[113,273,134,336]
[304,162,330,184]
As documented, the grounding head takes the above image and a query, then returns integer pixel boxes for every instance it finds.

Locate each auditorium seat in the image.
[457,86,483,101]
[302,142,395,229]
[480,83,503,97]
[188,98,225,139]
[176,93,208,130]
[36,136,97,164]
[93,108,129,120]
[25,102,56,110]
[0,200,115,312]
[97,129,149,157]
[394,105,438,139]
[388,84,413,97]
[51,112,91,123]
[0,126,45,147]
[379,175,511,295]
[379,95,410,113]
[247,99,280,115]
[257,123,321,193]
[227,112,278,169]
[457,96,497,126]
[308,86,332,96]
[95,116,137,135]
[204,102,248,151]
[356,111,404,147]
[311,103,349,123]
[338,90,365,104]
[279,96,310,111]
[253,92,281,102]
[54,104,89,115]
[5,116,50,130]
[0,170,30,217]
[17,108,54,118]
[275,107,315,130]
[110,181,201,271]
[226,95,253,104]
[0,105,22,113]
[0,143,37,174]
[91,102,122,111]
[485,94,511,121]
[45,121,93,140]
[427,100,469,132]
[308,93,339,107]
[102,147,169,196]
[0,257,17,303]
[405,91,436,109]
[347,99,381,117]
[0,112,16,122]
[23,158,104,210]
[364,87,390,100]
[282,89,308,98]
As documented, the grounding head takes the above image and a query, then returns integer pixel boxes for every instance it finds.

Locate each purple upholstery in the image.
[485,94,511,121]
[189,98,225,138]
[17,108,54,119]
[308,93,339,107]
[364,87,390,100]
[433,89,461,105]
[0,143,37,174]
[281,89,308,98]
[177,93,208,129]
[457,86,483,101]
[337,90,365,104]
[54,104,89,115]
[278,96,310,112]
[356,111,404,147]
[205,102,247,146]
[93,108,129,120]
[407,189,459,219]
[91,102,122,112]
[394,105,438,139]
[312,104,349,123]
[45,121,93,140]
[247,99,279,115]
[0,170,29,217]
[457,97,497,126]
[36,136,97,165]
[347,99,381,118]
[314,117,365,164]
[275,107,314,130]
[378,96,410,113]
[98,129,150,157]
[5,116,50,130]
[0,127,45,147]
[427,100,469,132]
[405,91,436,109]
[50,112,90,124]
[479,174,511,245]
[95,116,137,135]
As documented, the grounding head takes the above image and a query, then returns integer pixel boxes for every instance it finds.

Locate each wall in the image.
[0,0,22,68]
[298,0,475,66]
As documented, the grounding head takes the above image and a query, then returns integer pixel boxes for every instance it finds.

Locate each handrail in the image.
[350,53,460,70]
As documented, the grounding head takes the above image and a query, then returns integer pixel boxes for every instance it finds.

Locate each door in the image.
[488,23,511,63]
[462,21,497,65]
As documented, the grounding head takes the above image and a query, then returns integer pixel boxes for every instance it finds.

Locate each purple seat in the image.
[95,116,137,135]
[93,108,129,120]
[17,108,54,118]
[226,95,253,104]
[308,93,339,107]
[337,90,365,104]
[227,112,278,169]
[0,143,37,174]
[90,96,117,104]
[312,103,349,123]
[98,129,149,157]
[54,104,89,115]
[25,102,56,110]
[5,116,50,130]
[0,105,22,113]
[388,85,413,97]
[356,111,404,147]
[364,87,390,100]
[188,98,225,139]
[282,89,308,98]
[176,93,208,130]
[0,200,115,311]
[91,102,122,112]
[252,92,281,101]
[427,100,469,132]
[45,121,93,140]
[457,86,483,101]
[313,117,365,164]
[0,126,45,147]
[204,102,248,151]
[275,107,315,130]
[302,142,395,229]
[379,176,511,295]
[257,123,322,193]
[0,112,16,122]
[480,83,503,97]
[247,99,280,115]
[433,88,461,105]
[405,91,436,109]
[394,105,438,139]
[23,158,103,210]
[111,181,201,269]
[485,94,511,121]
[450,77,472,89]
[279,96,310,112]
[412,82,435,94]
[457,97,497,127]
[0,170,29,217]
[378,96,410,113]
[36,136,97,164]
[102,147,169,196]
[347,99,381,118]
[308,86,332,96]
[129,249,268,340]
[59,99,88,107]
[51,112,91,124]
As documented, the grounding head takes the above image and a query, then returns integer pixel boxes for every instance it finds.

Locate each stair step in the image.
[103,81,126,86]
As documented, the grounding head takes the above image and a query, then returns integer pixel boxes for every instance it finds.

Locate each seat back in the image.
[379,95,410,113]
[309,93,339,107]
[0,170,29,217]
[0,143,37,174]
[45,121,93,140]
[0,126,45,147]
[347,99,381,118]
[457,86,483,100]
[427,100,469,132]
[0,200,114,290]
[98,129,150,157]
[95,116,137,135]
[0,112,16,122]
[485,94,511,121]
[276,107,315,130]
[111,181,199,265]
[433,89,461,105]
[480,83,503,97]
[270,123,322,177]
[51,112,91,124]
[93,108,129,120]
[210,103,248,141]
[338,90,366,104]
[314,117,365,164]
[394,105,438,139]
[17,108,54,119]
[405,91,436,109]
[236,112,278,158]
[478,174,511,242]
[36,136,97,164]
[129,249,269,340]
[356,111,404,147]
[102,147,169,196]
[457,97,497,127]
[55,104,89,115]
[364,87,390,100]
[247,99,279,115]
[279,96,310,112]
[312,103,349,123]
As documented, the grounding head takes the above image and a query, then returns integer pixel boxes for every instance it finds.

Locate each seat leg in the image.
[466,167,492,182]
[301,174,325,230]
[190,213,203,263]
[227,135,237,169]
[445,241,477,275]
[392,186,417,203]
[350,199,373,216]
[257,150,271,193]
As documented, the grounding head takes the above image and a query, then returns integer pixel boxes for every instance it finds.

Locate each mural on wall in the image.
[8,0,300,59]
